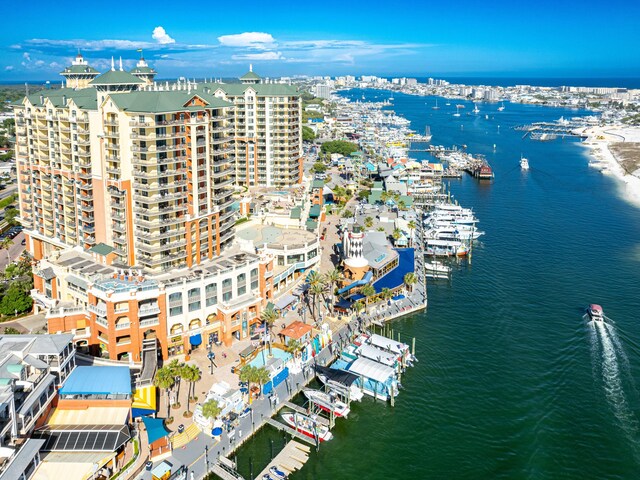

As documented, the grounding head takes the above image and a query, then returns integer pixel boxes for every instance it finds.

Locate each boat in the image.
[587,304,604,321]
[425,261,451,274]
[473,103,480,114]
[281,412,333,442]
[315,365,364,402]
[520,155,529,170]
[453,105,461,118]
[303,389,350,417]
[269,466,288,480]
[498,102,505,112]
[424,126,432,142]
[445,101,451,106]
[432,99,440,110]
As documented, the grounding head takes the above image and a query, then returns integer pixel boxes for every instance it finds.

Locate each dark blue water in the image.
[237,89,640,479]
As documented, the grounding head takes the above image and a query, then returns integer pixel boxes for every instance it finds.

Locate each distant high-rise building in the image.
[314,84,331,99]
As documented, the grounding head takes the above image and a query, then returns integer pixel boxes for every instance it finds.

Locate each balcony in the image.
[138,304,161,316]
[140,317,160,328]
[95,316,108,328]
[115,322,131,330]
[88,304,107,316]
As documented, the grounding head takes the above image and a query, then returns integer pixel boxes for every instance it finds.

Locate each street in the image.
[0,231,25,271]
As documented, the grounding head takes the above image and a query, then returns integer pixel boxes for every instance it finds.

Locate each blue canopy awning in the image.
[190,334,202,346]
[142,416,169,445]
[392,295,406,301]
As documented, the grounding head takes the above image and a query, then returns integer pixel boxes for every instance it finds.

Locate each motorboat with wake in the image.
[520,155,529,170]
[587,304,604,321]
[281,412,333,442]
[303,388,350,417]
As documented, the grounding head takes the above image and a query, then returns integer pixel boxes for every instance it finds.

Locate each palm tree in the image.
[381,287,394,304]
[360,284,376,314]
[353,300,365,316]
[392,228,403,245]
[181,364,201,413]
[398,199,406,211]
[260,304,279,356]
[201,399,221,422]
[310,281,326,324]
[285,339,302,357]
[324,268,342,315]
[166,359,184,406]
[364,216,374,228]
[380,191,390,205]
[239,365,257,403]
[407,220,417,247]
[253,367,271,398]
[0,237,13,265]
[404,272,417,293]
[153,367,175,418]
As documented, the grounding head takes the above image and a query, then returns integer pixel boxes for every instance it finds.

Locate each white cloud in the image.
[231,51,284,61]
[34,60,45,67]
[23,52,31,62]
[4,66,14,71]
[152,26,175,45]
[218,32,275,50]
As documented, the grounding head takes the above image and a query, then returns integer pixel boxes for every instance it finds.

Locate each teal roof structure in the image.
[200,82,299,97]
[240,71,261,81]
[91,243,115,256]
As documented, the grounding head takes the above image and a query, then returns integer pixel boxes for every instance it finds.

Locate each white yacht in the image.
[520,155,529,170]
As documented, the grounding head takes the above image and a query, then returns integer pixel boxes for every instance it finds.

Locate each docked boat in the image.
[315,365,364,402]
[520,155,529,170]
[269,466,288,480]
[330,357,400,401]
[303,389,350,417]
[587,304,604,321]
[425,239,470,257]
[281,412,333,442]
[425,260,451,274]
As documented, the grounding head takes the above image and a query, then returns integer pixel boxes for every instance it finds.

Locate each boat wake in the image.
[589,317,640,458]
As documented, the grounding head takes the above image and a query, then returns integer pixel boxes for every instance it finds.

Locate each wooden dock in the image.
[256,441,311,479]
[265,418,316,446]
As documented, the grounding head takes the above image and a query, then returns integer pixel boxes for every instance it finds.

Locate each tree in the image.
[310,281,326,324]
[407,220,417,247]
[302,126,316,142]
[0,237,13,265]
[153,367,176,418]
[180,364,201,413]
[312,161,327,173]
[0,281,32,316]
[253,367,271,397]
[260,304,279,356]
[392,228,403,244]
[364,216,374,228]
[3,327,20,334]
[201,399,221,421]
[342,209,354,219]
[398,200,406,211]
[320,140,358,157]
[353,300,365,316]
[239,365,257,403]
[360,284,376,313]
[324,268,342,315]
[165,359,184,406]
[4,208,19,226]
[404,272,417,292]
[380,191,390,205]
[381,288,394,304]
[285,339,302,356]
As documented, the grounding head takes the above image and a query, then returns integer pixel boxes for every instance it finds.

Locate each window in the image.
[188,288,200,299]
[188,301,201,312]
[222,278,232,290]
[170,306,183,316]
[223,291,232,302]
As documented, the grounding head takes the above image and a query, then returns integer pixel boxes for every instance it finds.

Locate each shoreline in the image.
[580,126,640,208]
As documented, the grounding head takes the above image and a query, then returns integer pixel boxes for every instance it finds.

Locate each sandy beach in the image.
[581,126,640,208]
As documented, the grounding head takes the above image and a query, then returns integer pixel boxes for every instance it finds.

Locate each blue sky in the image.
[1,0,639,81]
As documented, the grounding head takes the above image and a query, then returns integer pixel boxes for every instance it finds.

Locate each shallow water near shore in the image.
[235,89,640,479]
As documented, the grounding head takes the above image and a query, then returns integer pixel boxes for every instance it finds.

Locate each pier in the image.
[256,441,311,479]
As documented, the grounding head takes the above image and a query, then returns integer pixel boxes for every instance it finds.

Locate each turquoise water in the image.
[236,89,640,479]
[248,347,291,368]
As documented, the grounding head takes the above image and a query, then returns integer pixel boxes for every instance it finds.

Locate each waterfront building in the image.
[12,56,294,362]
[314,84,331,100]
[0,334,76,480]
[202,67,303,188]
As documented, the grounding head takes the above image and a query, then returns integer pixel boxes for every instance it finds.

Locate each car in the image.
[145,461,153,471]
[21,239,26,245]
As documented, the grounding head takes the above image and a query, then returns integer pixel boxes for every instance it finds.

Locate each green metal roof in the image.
[130,66,156,74]
[369,190,383,203]
[23,88,98,110]
[91,243,115,256]
[311,179,325,190]
[108,90,233,113]
[399,195,413,207]
[306,219,318,230]
[61,65,100,75]
[308,204,322,218]
[290,206,302,220]
[200,82,300,97]
[90,70,145,86]
[240,71,261,80]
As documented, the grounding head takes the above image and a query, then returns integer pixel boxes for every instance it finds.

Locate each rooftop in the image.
[59,366,131,396]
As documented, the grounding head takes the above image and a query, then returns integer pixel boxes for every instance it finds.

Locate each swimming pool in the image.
[248,347,291,368]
